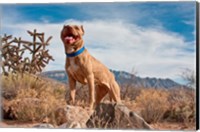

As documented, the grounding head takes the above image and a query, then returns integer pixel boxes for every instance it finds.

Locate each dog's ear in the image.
[81,25,84,35]
[60,27,64,40]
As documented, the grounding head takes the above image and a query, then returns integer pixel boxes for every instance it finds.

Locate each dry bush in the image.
[65,83,114,107]
[121,85,142,101]
[87,111,112,129]
[71,84,141,106]
[75,84,90,105]
[135,88,170,123]
[120,85,143,113]
[164,88,195,124]
[64,83,89,107]
[2,73,67,124]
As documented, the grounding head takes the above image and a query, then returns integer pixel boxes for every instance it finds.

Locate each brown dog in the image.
[61,25,121,109]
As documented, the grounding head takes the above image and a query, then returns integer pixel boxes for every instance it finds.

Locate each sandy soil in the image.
[151,122,195,131]
[0,120,40,128]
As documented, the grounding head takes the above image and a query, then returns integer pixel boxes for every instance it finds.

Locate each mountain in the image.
[110,70,183,89]
[40,70,184,89]
[41,70,68,84]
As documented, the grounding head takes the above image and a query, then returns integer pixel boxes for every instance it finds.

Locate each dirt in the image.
[0,120,40,128]
[151,122,195,130]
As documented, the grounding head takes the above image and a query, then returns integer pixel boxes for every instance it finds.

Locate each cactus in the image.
[1,29,54,75]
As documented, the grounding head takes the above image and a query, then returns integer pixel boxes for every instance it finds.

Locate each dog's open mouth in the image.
[64,34,79,44]
[64,34,77,44]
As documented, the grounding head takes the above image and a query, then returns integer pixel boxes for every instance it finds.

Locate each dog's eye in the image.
[74,26,79,30]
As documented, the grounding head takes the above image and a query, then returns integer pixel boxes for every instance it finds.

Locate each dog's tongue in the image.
[65,36,75,44]
[65,36,73,40]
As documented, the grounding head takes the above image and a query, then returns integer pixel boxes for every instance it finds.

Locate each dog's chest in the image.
[67,58,87,84]
[68,58,79,72]
[67,58,88,84]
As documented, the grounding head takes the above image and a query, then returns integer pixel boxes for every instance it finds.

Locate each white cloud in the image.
[183,20,195,26]
[2,19,196,82]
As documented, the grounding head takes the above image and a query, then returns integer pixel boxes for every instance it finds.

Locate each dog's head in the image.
[61,25,84,47]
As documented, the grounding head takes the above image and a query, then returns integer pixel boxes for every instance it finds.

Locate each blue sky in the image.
[2,2,195,40]
[1,2,196,84]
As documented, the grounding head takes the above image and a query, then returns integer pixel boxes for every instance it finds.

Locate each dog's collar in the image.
[66,46,85,57]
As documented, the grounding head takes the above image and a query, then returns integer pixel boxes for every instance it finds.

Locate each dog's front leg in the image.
[87,74,95,110]
[68,74,76,105]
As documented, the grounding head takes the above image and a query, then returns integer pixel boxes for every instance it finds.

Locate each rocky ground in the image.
[1,74,195,130]
[0,103,196,130]
[1,103,152,129]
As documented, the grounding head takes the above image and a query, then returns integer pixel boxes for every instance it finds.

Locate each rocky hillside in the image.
[41,70,184,89]
[111,70,183,89]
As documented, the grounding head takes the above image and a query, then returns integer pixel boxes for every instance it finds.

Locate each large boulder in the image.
[54,105,93,128]
[86,103,153,129]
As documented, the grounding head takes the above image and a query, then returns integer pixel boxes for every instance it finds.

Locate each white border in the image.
[0,0,199,132]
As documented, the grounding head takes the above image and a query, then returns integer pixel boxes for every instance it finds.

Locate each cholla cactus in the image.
[1,29,54,75]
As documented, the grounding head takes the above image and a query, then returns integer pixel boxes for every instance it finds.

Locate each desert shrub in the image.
[164,88,195,124]
[75,84,90,104]
[120,86,143,113]
[64,83,89,107]
[121,85,142,101]
[135,88,170,123]
[2,73,67,124]
[65,83,117,107]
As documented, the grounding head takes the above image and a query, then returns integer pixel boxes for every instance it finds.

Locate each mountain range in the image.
[40,70,184,89]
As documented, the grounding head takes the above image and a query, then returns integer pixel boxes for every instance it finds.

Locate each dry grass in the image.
[135,88,170,123]
[164,88,195,124]
[129,87,195,128]
[1,73,196,129]
[121,85,142,101]
[2,73,67,124]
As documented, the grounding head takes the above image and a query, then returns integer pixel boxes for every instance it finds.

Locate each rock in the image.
[59,121,82,128]
[54,105,93,128]
[86,103,153,129]
[33,123,54,128]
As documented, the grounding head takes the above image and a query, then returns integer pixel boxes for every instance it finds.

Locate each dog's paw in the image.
[86,107,94,113]
[89,103,96,110]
